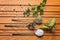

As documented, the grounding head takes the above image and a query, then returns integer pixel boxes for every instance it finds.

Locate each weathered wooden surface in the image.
[0,0,60,40]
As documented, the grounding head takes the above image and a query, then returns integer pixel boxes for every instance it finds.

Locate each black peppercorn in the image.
[27,22,36,30]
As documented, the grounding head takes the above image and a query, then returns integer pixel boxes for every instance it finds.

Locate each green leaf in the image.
[48,18,56,27]
[37,3,43,10]
[45,24,49,26]
[25,8,30,17]
[43,0,47,4]
[31,6,36,10]
[41,2,46,7]
[33,12,38,18]
[39,0,47,9]
[44,18,56,29]
[40,25,48,29]
[27,0,47,17]
[42,0,47,7]
[40,9,44,15]
[37,5,40,10]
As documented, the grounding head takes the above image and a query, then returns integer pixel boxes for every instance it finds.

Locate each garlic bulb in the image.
[35,29,44,36]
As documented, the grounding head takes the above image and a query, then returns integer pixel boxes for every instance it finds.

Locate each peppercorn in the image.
[27,22,36,30]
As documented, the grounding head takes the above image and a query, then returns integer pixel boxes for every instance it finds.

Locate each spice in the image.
[27,22,36,30]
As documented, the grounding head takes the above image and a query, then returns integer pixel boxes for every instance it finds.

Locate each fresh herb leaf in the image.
[37,5,40,11]
[37,0,47,16]
[31,6,36,10]
[25,0,47,17]
[45,18,56,29]
[42,0,47,7]
[40,25,48,29]
[37,3,43,10]
[33,12,38,18]
[48,18,56,27]
[43,0,47,4]
[41,2,46,7]
[40,9,44,15]
[37,0,46,10]
[40,5,43,9]
[40,18,56,32]
[24,8,30,17]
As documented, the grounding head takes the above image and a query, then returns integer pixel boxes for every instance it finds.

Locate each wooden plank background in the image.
[0,0,60,40]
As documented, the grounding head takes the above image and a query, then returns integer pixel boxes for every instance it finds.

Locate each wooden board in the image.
[0,0,60,40]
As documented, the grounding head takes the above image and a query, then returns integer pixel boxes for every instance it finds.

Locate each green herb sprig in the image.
[23,8,30,17]
[24,0,47,17]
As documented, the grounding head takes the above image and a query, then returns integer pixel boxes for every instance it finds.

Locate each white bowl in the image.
[35,29,44,36]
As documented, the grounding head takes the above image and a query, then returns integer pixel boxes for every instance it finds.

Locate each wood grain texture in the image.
[0,6,60,11]
[0,0,60,40]
[0,36,54,40]
[0,12,60,15]
[0,17,59,23]
[0,23,59,29]
[0,0,60,5]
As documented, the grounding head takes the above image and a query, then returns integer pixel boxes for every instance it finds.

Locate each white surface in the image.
[35,29,44,36]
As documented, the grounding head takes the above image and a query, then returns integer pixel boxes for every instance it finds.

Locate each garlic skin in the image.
[35,29,44,36]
